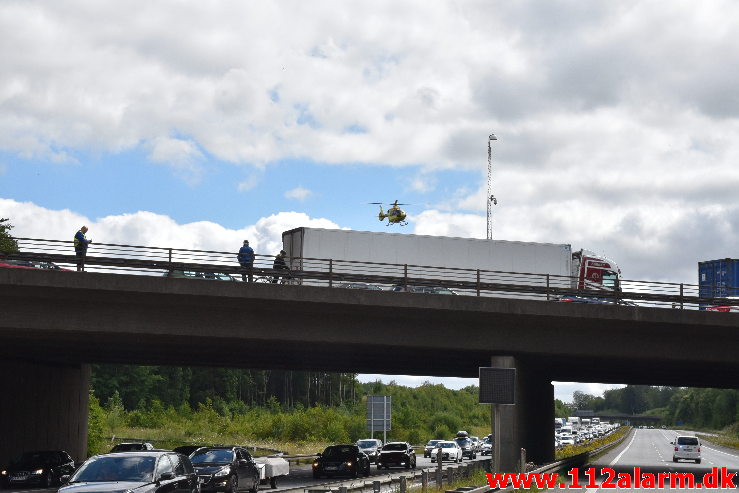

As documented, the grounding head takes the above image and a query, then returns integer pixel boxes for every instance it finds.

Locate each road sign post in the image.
[366,395,391,443]
[479,367,516,475]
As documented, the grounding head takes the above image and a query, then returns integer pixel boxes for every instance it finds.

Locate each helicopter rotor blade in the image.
[367,202,385,205]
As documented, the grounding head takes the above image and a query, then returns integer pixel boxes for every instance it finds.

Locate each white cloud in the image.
[237,175,260,192]
[0,198,339,257]
[147,137,205,184]
[284,186,313,201]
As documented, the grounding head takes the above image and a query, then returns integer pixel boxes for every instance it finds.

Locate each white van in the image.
[672,436,701,463]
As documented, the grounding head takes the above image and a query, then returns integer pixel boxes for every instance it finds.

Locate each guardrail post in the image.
[446,467,453,486]
[399,476,407,493]
[372,480,381,493]
[403,264,408,290]
[476,269,481,296]
[421,469,428,493]
[328,259,333,288]
[680,283,684,310]
[436,449,443,487]
[168,248,172,268]
[520,448,526,473]
[546,274,550,300]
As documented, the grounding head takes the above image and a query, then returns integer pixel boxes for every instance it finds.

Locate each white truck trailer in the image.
[281,227,620,297]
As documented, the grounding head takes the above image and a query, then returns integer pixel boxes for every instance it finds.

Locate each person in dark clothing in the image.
[73,226,92,271]
[272,250,289,283]
[237,240,255,282]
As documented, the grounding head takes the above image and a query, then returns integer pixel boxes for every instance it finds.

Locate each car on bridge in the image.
[377,442,416,470]
[0,259,70,271]
[391,285,458,295]
[312,444,370,479]
[430,441,462,463]
[165,270,237,281]
[339,283,384,290]
[58,451,197,493]
[0,450,76,488]
[190,446,260,493]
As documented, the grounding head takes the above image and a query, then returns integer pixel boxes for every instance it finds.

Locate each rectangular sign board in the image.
[366,395,391,431]
[479,367,516,404]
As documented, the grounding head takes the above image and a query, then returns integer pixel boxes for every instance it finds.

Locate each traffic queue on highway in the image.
[1,443,289,493]
[553,418,620,449]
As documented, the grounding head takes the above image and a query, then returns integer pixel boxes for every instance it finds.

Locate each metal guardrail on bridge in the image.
[2,237,737,311]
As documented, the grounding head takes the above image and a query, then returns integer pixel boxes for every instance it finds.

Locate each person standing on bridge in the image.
[238,240,255,282]
[271,250,289,283]
[73,226,92,272]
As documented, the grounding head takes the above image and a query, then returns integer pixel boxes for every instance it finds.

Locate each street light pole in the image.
[487,133,497,240]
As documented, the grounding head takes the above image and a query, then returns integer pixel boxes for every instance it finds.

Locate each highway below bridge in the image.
[1,268,738,471]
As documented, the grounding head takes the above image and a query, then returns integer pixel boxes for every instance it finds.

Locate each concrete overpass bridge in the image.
[1,267,737,471]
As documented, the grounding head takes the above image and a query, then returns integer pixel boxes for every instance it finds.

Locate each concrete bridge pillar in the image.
[491,355,554,471]
[0,360,90,466]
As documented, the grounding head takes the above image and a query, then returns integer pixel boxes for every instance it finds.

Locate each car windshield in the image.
[677,437,699,446]
[454,439,469,446]
[71,456,156,483]
[322,446,356,458]
[382,443,406,451]
[439,443,455,448]
[191,449,234,464]
[426,440,441,446]
[356,441,376,448]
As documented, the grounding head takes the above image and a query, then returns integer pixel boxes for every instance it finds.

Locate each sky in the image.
[3,1,739,403]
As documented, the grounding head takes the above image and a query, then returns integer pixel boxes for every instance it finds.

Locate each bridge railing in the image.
[1,237,733,311]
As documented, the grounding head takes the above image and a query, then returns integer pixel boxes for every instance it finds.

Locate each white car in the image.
[430,441,462,463]
[559,434,576,446]
[480,439,492,456]
[672,436,701,463]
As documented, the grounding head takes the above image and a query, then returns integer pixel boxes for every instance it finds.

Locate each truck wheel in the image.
[270,477,277,489]
[250,474,259,493]
[226,476,237,493]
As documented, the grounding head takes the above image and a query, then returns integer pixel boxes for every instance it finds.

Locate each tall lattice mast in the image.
[487,133,497,240]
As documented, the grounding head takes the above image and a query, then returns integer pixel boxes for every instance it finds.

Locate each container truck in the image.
[698,258,739,310]
[281,227,621,297]
[567,417,581,429]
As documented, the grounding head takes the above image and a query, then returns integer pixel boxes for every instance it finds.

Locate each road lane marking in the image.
[609,430,638,466]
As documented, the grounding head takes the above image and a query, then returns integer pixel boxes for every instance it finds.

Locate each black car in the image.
[111,442,155,452]
[190,447,259,493]
[377,442,416,470]
[312,445,370,479]
[453,437,476,460]
[173,446,204,457]
[58,451,198,493]
[1,450,76,488]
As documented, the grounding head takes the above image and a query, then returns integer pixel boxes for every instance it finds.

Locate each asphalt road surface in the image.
[579,428,739,492]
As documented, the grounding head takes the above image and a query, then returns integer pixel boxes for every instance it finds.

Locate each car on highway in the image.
[0,450,76,488]
[312,445,370,479]
[355,439,383,463]
[430,441,462,463]
[190,446,260,493]
[558,434,576,446]
[672,436,701,464]
[111,442,155,452]
[377,442,416,470]
[453,436,476,460]
[469,436,481,453]
[423,439,443,458]
[58,451,197,493]
[480,438,492,456]
[173,446,204,457]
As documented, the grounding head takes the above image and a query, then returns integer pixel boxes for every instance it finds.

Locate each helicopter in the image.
[370,200,409,226]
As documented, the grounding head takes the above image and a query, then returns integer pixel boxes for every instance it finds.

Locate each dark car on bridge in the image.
[377,442,416,470]
[1,450,76,488]
[165,270,236,281]
[58,451,197,493]
[312,445,370,479]
[190,447,259,493]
